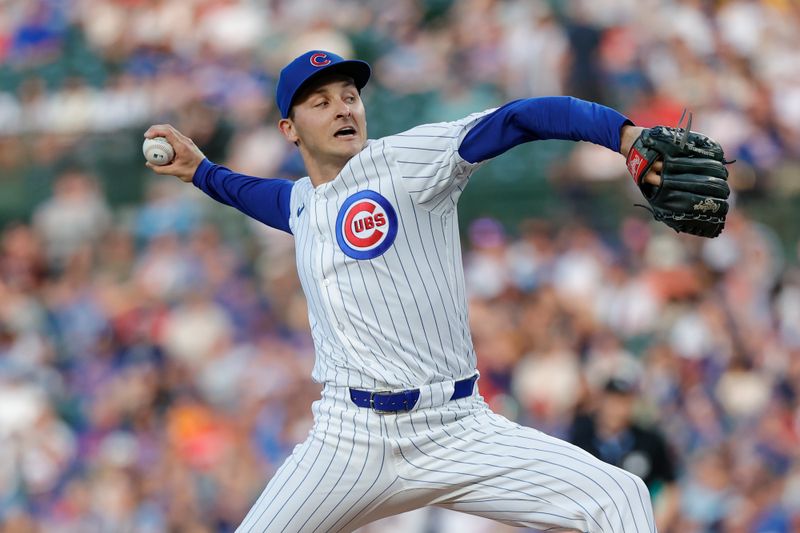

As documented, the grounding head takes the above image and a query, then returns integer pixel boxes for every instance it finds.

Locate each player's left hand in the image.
[621,119,731,238]
[621,126,662,187]
[144,124,206,183]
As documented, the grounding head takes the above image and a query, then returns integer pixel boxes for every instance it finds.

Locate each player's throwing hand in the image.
[143,124,205,183]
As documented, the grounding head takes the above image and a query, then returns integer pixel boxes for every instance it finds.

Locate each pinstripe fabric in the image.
[287,110,494,390]
[237,386,655,532]
[239,109,656,532]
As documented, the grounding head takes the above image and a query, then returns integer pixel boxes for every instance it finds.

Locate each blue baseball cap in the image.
[276,50,371,118]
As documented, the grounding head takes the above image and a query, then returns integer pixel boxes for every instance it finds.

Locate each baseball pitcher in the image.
[145,50,730,532]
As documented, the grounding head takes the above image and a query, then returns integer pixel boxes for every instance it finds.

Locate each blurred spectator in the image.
[134,180,200,242]
[570,376,680,532]
[32,169,111,271]
[679,447,734,530]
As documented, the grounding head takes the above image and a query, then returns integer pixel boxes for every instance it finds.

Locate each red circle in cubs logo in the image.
[336,190,398,260]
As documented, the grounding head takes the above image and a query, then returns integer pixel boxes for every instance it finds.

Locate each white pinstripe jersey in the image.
[287,109,496,390]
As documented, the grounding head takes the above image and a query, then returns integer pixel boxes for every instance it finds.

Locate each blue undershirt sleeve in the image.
[192,158,293,234]
[458,96,633,164]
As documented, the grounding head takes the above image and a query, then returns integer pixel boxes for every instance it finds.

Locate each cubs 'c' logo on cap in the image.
[336,190,398,260]
[310,53,332,67]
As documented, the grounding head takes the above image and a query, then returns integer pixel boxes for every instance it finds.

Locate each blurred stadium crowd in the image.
[2,0,800,532]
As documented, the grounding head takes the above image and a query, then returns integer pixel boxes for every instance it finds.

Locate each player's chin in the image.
[332,136,366,156]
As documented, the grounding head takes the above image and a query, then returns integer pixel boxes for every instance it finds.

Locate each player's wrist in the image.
[619,124,644,157]
[189,157,212,184]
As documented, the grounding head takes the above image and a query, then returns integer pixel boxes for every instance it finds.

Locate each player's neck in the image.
[303,153,351,188]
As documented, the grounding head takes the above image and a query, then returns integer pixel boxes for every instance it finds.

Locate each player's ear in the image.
[279,118,300,146]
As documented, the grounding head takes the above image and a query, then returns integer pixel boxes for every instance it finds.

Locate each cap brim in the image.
[291,60,371,108]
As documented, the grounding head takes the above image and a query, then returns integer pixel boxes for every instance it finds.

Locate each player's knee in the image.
[605,462,646,494]
[615,470,654,528]
[617,468,649,502]
[630,472,649,500]
[602,466,652,515]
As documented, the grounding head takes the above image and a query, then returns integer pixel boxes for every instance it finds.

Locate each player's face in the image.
[283,75,367,165]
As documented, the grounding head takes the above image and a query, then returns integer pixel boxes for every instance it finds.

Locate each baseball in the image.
[142,137,175,166]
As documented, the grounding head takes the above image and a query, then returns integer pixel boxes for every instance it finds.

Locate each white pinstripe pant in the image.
[237,384,656,533]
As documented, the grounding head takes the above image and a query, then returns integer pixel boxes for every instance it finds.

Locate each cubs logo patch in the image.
[309,53,331,67]
[336,190,398,260]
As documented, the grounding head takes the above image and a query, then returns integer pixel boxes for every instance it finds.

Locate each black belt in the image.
[349,374,478,413]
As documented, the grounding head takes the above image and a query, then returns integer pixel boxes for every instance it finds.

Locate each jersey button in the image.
[337,323,345,331]
[322,278,331,286]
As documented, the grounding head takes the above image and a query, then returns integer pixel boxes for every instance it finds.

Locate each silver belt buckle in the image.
[369,391,396,414]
